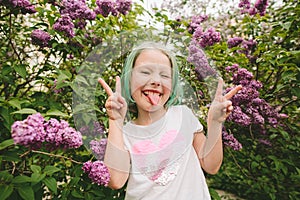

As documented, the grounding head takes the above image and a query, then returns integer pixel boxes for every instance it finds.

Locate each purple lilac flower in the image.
[193,27,221,48]
[93,121,105,135]
[188,14,208,34]
[31,30,51,48]
[116,0,132,15]
[44,119,83,149]
[11,113,46,149]
[60,0,96,29]
[238,0,251,14]
[222,129,242,150]
[227,105,252,126]
[254,0,268,16]
[11,113,83,150]
[1,0,36,14]
[238,0,268,16]
[61,0,96,20]
[187,41,217,80]
[95,0,117,17]
[53,15,75,38]
[82,161,110,186]
[227,37,244,48]
[226,64,281,131]
[90,138,107,160]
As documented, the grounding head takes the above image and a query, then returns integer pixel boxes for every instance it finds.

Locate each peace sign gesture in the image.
[208,78,242,123]
[98,76,127,121]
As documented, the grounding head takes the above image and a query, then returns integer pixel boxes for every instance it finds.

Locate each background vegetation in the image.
[0,0,299,199]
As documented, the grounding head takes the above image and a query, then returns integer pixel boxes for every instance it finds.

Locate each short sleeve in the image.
[182,105,203,134]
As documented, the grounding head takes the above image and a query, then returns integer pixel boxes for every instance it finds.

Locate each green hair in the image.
[121,41,183,110]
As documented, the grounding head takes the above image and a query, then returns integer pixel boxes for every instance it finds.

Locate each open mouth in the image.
[142,90,162,105]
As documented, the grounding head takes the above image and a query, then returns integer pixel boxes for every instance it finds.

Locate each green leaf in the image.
[30,165,41,173]
[69,177,80,187]
[0,171,13,182]
[0,184,13,200]
[45,109,68,117]
[71,190,84,198]
[31,173,45,184]
[8,99,22,109]
[11,108,37,115]
[12,175,31,183]
[43,177,57,194]
[0,139,14,150]
[14,65,27,79]
[43,165,61,176]
[17,185,34,200]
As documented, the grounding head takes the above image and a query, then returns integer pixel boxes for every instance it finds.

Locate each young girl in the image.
[98,42,242,199]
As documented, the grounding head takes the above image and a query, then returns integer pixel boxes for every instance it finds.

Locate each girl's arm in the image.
[98,77,130,189]
[193,78,242,174]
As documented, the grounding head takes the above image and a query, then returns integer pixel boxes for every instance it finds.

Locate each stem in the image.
[20,149,82,164]
[226,148,250,178]
[31,150,82,164]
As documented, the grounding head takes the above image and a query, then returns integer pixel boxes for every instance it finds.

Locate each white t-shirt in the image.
[123,105,211,200]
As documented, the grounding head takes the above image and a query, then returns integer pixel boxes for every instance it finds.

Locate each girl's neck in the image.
[134,107,167,126]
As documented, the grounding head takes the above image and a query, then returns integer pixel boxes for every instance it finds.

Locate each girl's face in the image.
[131,49,172,112]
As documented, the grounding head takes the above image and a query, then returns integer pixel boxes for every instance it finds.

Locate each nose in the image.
[150,74,161,86]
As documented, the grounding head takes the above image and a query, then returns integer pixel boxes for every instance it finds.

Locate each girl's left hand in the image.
[208,78,242,123]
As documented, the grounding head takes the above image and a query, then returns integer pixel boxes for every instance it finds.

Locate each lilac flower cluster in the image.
[90,138,107,160]
[222,129,242,151]
[227,37,244,48]
[95,0,132,17]
[11,113,46,149]
[79,121,106,137]
[238,0,269,16]
[227,37,257,62]
[44,118,83,149]
[31,29,51,48]
[225,64,282,131]
[53,15,75,38]
[187,14,221,48]
[82,161,110,186]
[188,14,208,34]
[11,113,83,150]
[195,27,221,48]
[0,0,36,14]
[60,0,96,29]
[187,41,217,80]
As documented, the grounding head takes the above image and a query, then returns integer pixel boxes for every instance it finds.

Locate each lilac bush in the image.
[225,64,282,140]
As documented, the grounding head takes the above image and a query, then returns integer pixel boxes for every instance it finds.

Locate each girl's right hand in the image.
[98,76,127,122]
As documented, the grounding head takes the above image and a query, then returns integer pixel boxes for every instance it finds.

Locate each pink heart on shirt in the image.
[131,130,178,154]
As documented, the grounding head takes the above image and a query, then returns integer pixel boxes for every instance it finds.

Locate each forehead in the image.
[134,49,171,68]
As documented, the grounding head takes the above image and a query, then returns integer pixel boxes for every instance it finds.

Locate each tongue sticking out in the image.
[147,92,161,105]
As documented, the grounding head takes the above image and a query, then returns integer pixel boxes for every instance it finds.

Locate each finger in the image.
[105,99,123,110]
[98,78,113,96]
[214,78,224,100]
[224,85,242,100]
[115,76,122,94]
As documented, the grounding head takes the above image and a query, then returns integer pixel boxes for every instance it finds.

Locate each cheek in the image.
[130,76,146,94]
[163,79,172,92]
